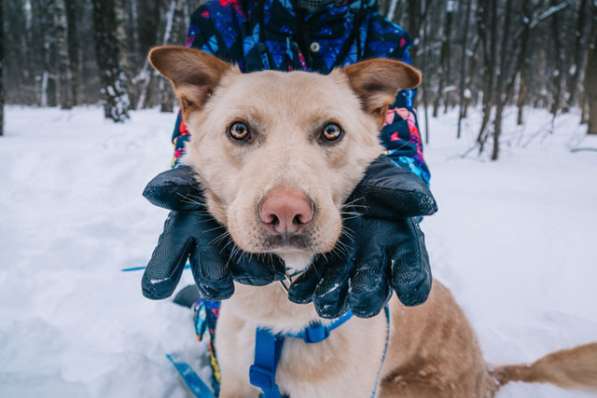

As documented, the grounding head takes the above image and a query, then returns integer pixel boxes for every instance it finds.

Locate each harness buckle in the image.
[303,323,330,344]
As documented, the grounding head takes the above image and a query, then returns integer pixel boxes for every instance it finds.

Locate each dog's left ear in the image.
[341,59,422,123]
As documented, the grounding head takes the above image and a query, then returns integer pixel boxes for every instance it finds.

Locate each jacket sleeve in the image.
[170,5,223,167]
[379,36,431,185]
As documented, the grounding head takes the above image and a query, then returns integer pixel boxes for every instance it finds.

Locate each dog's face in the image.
[150,47,421,269]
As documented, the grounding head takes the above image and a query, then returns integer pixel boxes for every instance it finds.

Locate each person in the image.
[141,0,437,321]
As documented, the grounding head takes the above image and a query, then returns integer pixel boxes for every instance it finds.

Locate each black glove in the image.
[288,155,437,318]
[141,166,285,300]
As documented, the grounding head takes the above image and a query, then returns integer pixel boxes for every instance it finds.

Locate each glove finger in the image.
[229,252,286,286]
[312,216,360,318]
[142,213,192,299]
[352,155,437,219]
[349,245,391,318]
[287,265,322,304]
[190,238,235,300]
[143,166,205,211]
[313,254,352,319]
[390,219,432,306]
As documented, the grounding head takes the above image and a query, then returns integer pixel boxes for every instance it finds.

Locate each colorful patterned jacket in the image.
[171,0,430,184]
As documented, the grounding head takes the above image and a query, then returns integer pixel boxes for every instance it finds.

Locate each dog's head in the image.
[150,46,421,269]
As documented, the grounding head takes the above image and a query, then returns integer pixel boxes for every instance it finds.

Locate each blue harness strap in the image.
[285,310,354,343]
[249,308,391,398]
[249,329,285,398]
[249,311,354,397]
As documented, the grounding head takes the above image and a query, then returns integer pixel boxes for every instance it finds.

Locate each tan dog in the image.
[149,46,597,398]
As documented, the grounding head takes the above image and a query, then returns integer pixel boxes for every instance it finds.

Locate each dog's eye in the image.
[228,122,251,142]
[320,123,344,143]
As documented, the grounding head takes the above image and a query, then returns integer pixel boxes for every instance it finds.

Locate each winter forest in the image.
[1,0,597,160]
[2,2,597,398]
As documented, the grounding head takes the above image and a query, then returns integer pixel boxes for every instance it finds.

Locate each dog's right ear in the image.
[148,46,234,117]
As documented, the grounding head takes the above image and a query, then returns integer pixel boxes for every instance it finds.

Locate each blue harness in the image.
[252,307,392,398]
[250,311,355,398]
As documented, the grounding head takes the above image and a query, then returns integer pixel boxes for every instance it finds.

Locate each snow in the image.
[1,106,596,397]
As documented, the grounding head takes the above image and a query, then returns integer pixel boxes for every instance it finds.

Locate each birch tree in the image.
[565,0,590,109]
[457,0,473,139]
[54,0,72,109]
[0,0,4,137]
[586,2,597,135]
[65,0,80,105]
[92,0,130,122]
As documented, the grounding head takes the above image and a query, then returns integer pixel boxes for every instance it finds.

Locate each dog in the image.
[149,45,597,398]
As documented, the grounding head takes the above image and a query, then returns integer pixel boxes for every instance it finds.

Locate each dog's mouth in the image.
[263,233,312,252]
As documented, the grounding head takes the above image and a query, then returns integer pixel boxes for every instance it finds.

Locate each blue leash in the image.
[166,353,215,398]
[121,264,191,272]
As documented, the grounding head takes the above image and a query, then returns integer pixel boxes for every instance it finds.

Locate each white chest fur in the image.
[215,283,389,398]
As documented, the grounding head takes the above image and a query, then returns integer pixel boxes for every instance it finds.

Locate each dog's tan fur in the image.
[149,46,597,398]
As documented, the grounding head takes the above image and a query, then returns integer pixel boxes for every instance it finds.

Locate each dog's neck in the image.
[226,257,323,333]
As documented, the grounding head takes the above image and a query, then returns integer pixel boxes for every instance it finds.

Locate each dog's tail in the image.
[491,342,597,392]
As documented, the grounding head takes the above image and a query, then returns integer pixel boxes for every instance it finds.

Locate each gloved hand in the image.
[287,155,437,318]
[141,165,285,300]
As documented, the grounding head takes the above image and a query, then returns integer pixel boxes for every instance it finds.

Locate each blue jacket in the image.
[171,0,430,183]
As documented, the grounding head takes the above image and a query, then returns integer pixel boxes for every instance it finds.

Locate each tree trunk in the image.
[511,0,532,126]
[587,25,597,135]
[159,0,180,113]
[491,0,514,161]
[54,0,73,109]
[433,0,454,117]
[38,0,57,107]
[0,0,4,136]
[550,0,564,117]
[457,0,472,139]
[566,0,589,110]
[442,0,455,114]
[476,0,498,153]
[65,0,80,105]
[92,0,130,122]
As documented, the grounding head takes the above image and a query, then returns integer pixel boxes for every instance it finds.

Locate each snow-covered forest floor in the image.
[1,106,596,398]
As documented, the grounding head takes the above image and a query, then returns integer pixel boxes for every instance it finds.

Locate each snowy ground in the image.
[1,106,596,398]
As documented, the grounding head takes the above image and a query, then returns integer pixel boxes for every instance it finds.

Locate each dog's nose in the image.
[259,187,314,235]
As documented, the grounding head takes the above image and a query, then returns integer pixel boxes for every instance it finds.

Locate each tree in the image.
[475,0,498,154]
[586,3,597,135]
[433,0,456,117]
[549,0,565,117]
[65,0,81,105]
[34,0,57,107]
[457,0,473,139]
[159,0,186,113]
[92,0,130,123]
[0,0,4,137]
[565,0,590,109]
[491,0,514,161]
[54,0,73,109]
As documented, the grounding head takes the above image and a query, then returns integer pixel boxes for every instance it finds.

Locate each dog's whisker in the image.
[176,192,207,207]
[210,231,231,246]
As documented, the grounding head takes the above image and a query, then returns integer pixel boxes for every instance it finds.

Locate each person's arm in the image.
[379,36,431,184]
